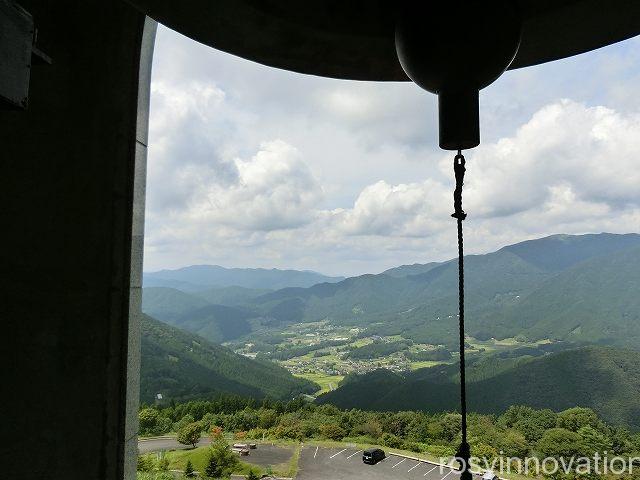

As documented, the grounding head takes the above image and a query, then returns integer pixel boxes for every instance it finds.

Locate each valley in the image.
[140,232,640,428]
[228,320,556,394]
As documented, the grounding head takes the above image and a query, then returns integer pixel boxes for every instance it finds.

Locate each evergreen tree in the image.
[184,459,195,477]
[204,452,222,478]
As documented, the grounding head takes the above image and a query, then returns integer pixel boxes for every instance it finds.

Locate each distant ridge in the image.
[144,264,344,291]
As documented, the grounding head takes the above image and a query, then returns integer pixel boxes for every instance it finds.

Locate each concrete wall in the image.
[0,2,152,478]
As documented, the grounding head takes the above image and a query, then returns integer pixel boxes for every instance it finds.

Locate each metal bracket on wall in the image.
[0,0,51,110]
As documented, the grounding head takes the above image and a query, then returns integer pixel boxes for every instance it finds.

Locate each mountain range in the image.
[144,232,640,348]
[143,264,344,291]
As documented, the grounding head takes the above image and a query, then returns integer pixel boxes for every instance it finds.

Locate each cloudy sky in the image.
[144,25,640,277]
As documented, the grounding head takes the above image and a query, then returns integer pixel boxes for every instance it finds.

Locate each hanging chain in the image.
[452,150,472,480]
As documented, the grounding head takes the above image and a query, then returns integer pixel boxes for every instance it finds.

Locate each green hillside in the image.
[193,286,271,306]
[318,346,640,428]
[477,245,640,346]
[142,287,260,343]
[246,233,640,348]
[142,287,211,321]
[140,314,318,403]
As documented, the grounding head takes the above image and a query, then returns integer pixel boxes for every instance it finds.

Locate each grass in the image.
[140,440,300,479]
[295,372,344,394]
[409,360,445,370]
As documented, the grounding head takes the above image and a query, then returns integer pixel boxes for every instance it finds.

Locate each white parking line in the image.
[392,458,406,468]
[314,446,318,458]
[329,448,347,459]
[424,465,439,477]
[408,462,421,472]
[346,450,362,459]
[440,469,455,480]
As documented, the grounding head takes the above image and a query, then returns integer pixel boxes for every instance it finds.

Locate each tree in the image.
[184,459,195,477]
[557,408,599,432]
[536,428,583,458]
[440,413,462,442]
[578,425,611,454]
[204,452,222,479]
[177,422,202,448]
[174,414,195,433]
[206,437,239,478]
[499,430,529,458]
[139,408,159,434]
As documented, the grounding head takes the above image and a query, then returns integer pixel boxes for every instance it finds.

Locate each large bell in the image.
[126,0,640,149]
[395,1,521,149]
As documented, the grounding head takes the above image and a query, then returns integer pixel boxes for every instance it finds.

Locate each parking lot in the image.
[297,446,481,480]
[241,444,294,468]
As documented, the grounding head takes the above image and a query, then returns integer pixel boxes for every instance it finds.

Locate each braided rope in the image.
[452,150,472,480]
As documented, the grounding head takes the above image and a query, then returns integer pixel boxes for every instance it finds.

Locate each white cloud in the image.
[464,100,640,219]
[144,26,640,276]
[331,180,450,237]
[188,139,323,231]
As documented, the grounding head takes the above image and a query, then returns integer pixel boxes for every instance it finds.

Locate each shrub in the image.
[380,433,405,449]
[209,425,224,440]
[156,451,169,472]
[246,427,268,440]
[137,455,154,472]
[404,441,426,453]
[246,470,260,480]
[319,423,347,441]
[424,444,456,458]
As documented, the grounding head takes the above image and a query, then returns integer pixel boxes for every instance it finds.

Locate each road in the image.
[138,436,211,453]
[138,437,294,468]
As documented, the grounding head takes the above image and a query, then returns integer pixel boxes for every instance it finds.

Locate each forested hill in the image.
[142,287,258,343]
[317,346,640,428]
[241,233,640,348]
[140,314,318,403]
[143,264,344,291]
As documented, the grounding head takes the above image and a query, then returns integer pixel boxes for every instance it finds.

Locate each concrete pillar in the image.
[0,2,154,478]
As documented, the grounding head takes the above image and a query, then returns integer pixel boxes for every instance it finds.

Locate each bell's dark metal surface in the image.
[395,1,521,150]
[126,0,640,80]
[125,0,640,149]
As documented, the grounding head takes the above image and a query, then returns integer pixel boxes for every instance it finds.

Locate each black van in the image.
[363,448,385,464]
